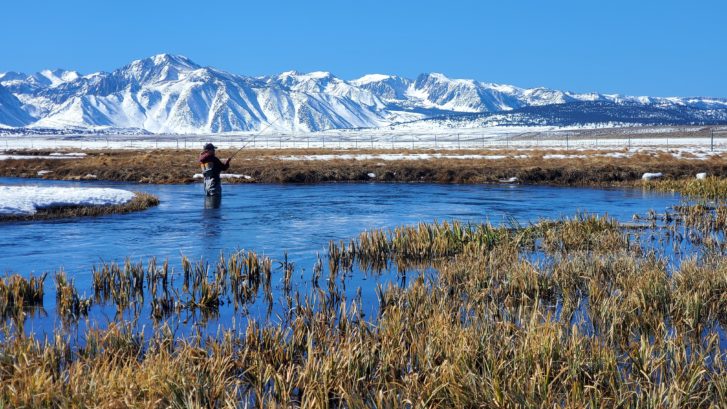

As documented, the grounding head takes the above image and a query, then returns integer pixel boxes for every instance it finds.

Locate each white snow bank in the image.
[642,172,663,180]
[542,154,588,159]
[0,186,135,216]
[0,152,87,160]
[193,173,253,180]
[696,172,707,180]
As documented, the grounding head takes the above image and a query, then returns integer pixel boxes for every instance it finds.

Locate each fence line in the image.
[2,130,727,151]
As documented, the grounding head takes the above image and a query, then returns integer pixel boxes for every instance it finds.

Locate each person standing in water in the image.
[198,143,231,202]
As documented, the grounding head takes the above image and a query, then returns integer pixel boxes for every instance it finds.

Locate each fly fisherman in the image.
[198,143,231,197]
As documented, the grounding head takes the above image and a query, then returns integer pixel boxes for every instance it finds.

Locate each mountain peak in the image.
[306,71,333,79]
[351,74,396,85]
[120,54,201,83]
[37,69,81,86]
[126,54,200,71]
[151,53,198,67]
[423,72,450,81]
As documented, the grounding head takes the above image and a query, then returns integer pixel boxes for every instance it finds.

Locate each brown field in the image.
[0,192,159,222]
[1,147,726,185]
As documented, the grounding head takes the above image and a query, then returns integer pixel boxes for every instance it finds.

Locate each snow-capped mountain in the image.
[1,54,726,133]
[391,101,727,131]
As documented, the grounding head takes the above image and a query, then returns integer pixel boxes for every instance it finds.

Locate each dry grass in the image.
[1,147,725,185]
[0,274,45,323]
[0,192,159,223]
[645,176,727,200]
[1,210,726,407]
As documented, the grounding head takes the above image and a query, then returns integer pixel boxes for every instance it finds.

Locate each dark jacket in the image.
[198,151,229,196]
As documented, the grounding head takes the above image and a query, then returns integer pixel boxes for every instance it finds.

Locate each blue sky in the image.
[1,0,725,97]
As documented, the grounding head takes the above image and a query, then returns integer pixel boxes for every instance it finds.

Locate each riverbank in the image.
[0,192,159,222]
[1,147,725,185]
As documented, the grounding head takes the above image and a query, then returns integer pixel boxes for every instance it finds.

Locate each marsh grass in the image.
[54,271,91,320]
[646,176,727,201]
[2,208,727,406]
[0,192,159,222]
[0,274,45,324]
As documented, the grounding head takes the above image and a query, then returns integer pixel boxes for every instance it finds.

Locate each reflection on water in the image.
[204,194,222,209]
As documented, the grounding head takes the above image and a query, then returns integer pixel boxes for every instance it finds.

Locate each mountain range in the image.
[1,54,726,134]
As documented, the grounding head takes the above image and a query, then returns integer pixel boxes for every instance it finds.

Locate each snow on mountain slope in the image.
[0,85,35,127]
[351,74,411,101]
[2,54,727,133]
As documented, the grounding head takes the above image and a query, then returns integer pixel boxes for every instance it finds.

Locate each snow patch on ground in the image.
[0,186,135,215]
[499,177,519,183]
[192,173,252,180]
[542,154,588,159]
[642,173,663,180]
[0,152,87,160]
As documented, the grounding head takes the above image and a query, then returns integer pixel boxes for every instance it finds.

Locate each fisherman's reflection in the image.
[201,195,223,242]
[204,194,222,209]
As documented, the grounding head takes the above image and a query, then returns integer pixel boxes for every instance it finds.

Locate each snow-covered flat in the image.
[1,124,726,152]
[0,152,86,160]
[277,153,528,161]
[0,186,135,216]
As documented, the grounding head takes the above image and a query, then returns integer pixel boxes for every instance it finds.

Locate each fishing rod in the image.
[228,118,281,160]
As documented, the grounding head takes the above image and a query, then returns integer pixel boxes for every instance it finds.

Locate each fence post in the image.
[566,135,569,150]
[457,133,460,149]
[711,128,714,152]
